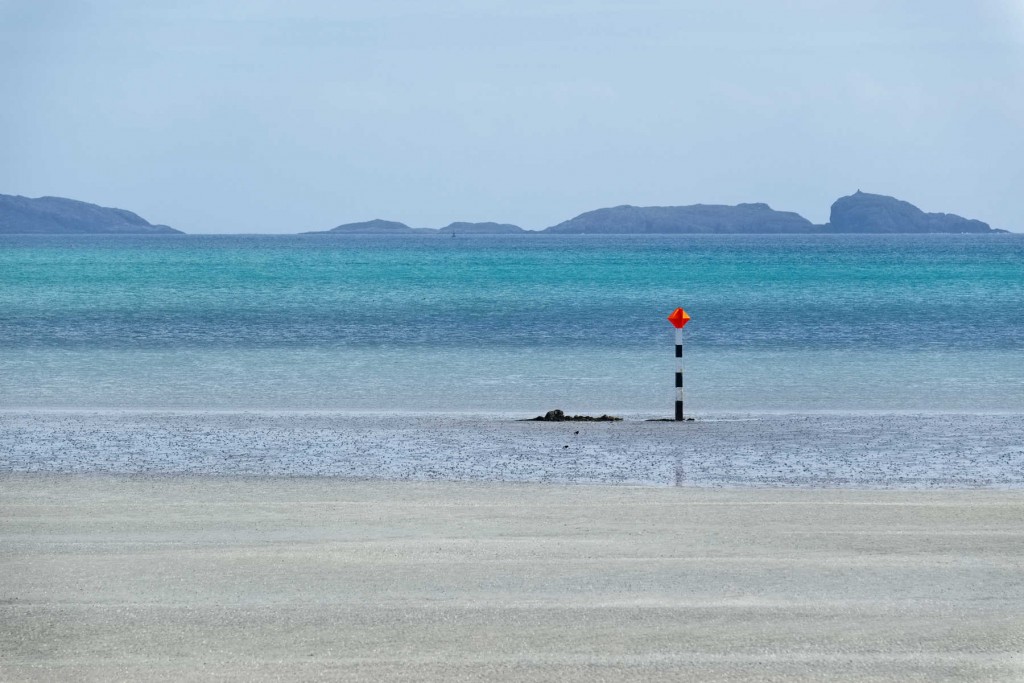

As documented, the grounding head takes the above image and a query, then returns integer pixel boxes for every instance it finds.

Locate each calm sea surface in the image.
[1,234,1021,413]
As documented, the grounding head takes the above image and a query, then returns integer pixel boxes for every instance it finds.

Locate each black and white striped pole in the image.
[667,307,691,421]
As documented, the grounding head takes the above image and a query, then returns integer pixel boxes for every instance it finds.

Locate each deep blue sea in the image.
[1,233,1021,413]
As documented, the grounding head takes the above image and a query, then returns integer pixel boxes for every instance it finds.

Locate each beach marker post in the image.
[667,308,691,421]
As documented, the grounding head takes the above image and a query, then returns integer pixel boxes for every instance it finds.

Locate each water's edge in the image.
[3,410,1021,489]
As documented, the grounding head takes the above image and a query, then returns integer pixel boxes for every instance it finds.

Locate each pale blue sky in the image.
[1,1,1022,232]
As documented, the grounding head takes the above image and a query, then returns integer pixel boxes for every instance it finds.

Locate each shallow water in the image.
[1,233,1022,412]
[3,411,1022,487]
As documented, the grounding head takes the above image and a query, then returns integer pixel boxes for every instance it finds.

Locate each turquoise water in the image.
[1,234,1022,412]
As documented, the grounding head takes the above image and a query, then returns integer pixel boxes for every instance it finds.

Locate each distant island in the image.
[0,190,1009,235]
[544,202,817,234]
[308,191,1006,235]
[436,221,524,235]
[823,191,996,234]
[306,219,525,235]
[0,194,181,234]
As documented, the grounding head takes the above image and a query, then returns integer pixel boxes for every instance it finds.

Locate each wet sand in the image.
[2,410,1023,487]
[2,475,1023,681]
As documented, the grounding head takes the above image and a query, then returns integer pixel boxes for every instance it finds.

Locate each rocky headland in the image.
[823,190,997,233]
[0,194,181,234]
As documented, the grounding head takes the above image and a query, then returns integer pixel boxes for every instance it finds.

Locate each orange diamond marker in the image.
[667,307,691,329]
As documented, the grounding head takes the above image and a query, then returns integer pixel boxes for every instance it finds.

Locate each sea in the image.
[1,233,1022,415]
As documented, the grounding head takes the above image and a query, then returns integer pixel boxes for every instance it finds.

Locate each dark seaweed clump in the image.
[527,409,621,422]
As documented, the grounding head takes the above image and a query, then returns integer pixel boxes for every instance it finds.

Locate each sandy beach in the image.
[2,473,1023,681]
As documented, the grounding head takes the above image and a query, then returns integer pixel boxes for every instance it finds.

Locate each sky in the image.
[1,0,1022,233]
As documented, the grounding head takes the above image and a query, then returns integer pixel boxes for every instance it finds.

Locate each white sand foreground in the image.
[2,475,1023,681]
